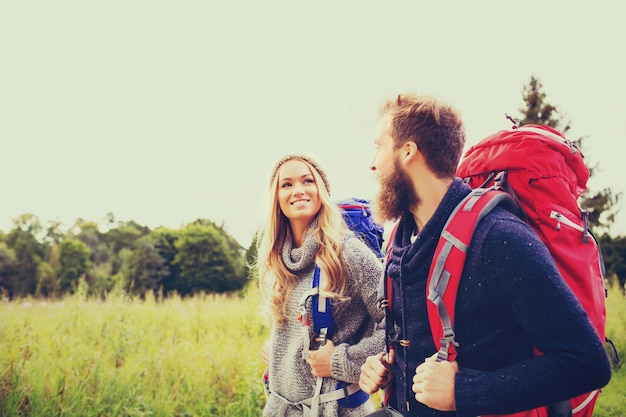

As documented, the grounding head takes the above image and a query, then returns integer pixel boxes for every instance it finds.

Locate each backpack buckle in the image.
[318,327,328,346]
[437,335,459,362]
[297,308,310,326]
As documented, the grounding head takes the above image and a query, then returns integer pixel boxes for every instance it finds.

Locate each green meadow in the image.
[1,282,624,417]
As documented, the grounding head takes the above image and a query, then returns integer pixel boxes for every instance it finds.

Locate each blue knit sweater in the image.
[386,179,611,417]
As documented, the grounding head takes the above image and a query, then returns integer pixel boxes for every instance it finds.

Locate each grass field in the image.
[1,282,624,416]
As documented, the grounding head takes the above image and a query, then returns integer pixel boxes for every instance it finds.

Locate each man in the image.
[358,94,611,416]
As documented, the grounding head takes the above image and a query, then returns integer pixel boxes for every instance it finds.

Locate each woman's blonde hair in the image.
[257,154,350,325]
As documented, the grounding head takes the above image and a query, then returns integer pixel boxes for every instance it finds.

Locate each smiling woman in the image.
[255,154,385,417]
[276,159,323,247]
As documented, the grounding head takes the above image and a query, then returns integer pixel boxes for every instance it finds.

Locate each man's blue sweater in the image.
[386,179,611,417]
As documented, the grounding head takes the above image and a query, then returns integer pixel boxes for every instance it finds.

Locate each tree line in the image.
[0,214,249,299]
[1,77,625,300]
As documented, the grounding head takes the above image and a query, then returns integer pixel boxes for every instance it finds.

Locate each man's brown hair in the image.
[381,94,465,178]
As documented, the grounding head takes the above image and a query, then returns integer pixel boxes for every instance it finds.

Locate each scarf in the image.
[281,220,321,275]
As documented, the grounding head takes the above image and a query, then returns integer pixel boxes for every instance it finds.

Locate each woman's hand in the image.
[307,340,335,377]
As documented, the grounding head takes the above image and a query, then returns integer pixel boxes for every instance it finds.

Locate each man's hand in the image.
[307,340,335,377]
[359,349,395,394]
[412,353,458,411]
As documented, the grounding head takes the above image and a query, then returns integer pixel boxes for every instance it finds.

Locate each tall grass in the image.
[1,282,624,416]
[594,279,626,417]
[0,289,269,416]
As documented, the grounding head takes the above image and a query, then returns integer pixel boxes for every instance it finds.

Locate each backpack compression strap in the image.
[427,188,513,362]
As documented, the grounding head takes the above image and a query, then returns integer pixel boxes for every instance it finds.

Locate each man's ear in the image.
[400,141,417,165]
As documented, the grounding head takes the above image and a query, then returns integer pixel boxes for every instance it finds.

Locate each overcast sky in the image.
[2,1,625,248]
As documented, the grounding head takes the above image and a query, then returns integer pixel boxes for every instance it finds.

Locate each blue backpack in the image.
[336,198,385,259]
[312,198,384,344]
[310,198,384,407]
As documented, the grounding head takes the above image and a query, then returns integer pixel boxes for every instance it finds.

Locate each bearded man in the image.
[358,94,611,417]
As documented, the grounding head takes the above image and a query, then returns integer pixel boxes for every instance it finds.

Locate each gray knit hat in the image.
[269,154,331,194]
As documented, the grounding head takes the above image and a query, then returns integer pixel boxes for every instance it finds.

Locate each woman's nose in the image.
[293,182,305,194]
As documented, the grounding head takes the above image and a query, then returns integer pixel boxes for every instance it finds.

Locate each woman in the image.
[257,154,384,417]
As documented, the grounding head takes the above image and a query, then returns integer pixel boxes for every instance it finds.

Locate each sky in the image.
[2,1,625,248]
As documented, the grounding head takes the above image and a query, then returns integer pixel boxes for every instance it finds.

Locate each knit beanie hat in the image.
[269,154,331,194]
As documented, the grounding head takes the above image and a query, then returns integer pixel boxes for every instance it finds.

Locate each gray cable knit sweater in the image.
[263,231,385,417]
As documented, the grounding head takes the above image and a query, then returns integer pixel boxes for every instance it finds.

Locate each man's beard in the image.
[375,158,419,223]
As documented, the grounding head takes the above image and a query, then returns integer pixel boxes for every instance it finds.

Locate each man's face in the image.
[371,115,419,223]
[371,115,396,183]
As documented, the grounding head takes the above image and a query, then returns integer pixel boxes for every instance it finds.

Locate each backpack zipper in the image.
[549,208,595,243]
[550,210,584,233]
[550,210,593,244]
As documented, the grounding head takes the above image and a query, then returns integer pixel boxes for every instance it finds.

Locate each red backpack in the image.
[424,123,610,417]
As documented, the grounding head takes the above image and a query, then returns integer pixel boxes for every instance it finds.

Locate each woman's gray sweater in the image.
[263,232,385,417]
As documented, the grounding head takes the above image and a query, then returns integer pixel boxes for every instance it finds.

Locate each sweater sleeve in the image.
[454,218,612,417]
[330,238,386,383]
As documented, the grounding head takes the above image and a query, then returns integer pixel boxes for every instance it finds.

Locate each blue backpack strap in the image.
[311,265,370,408]
[311,265,334,344]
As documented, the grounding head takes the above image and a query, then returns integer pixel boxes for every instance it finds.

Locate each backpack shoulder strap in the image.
[379,221,400,352]
[378,221,399,408]
[427,188,513,362]
[297,266,332,360]
[311,265,334,345]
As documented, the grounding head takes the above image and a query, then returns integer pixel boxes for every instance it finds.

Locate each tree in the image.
[70,219,110,265]
[5,216,45,297]
[12,213,44,236]
[0,242,16,296]
[58,238,92,292]
[104,220,151,279]
[35,261,58,298]
[153,228,180,295]
[173,221,246,296]
[104,220,150,254]
[516,76,620,234]
[44,220,65,246]
[598,234,626,291]
[245,232,259,281]
[128,233,170,296]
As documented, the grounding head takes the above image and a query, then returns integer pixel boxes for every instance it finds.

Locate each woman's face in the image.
[276,159,322,227]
